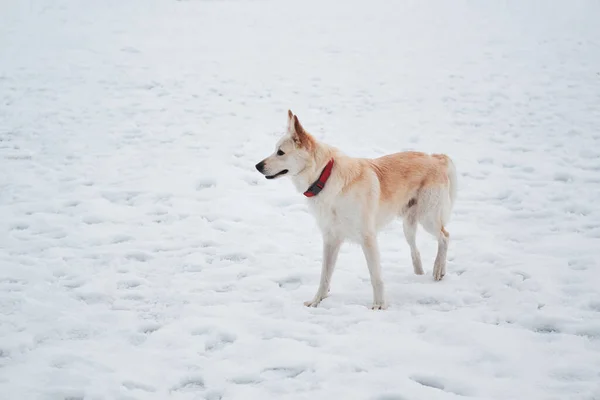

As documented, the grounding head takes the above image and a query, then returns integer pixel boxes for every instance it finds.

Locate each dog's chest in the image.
[308,198,363,239]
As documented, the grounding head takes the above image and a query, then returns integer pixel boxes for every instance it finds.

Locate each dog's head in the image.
[255,110,315,180]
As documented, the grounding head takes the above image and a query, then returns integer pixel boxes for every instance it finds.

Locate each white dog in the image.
[256,111,457,309]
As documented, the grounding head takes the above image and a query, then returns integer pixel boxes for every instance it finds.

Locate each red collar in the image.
[303,159,335,197]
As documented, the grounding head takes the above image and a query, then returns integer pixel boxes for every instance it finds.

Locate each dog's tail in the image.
[440,154,457,226]
[447,156,457,210]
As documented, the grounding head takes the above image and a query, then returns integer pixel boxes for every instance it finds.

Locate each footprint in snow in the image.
[102,191,140,205]
[568,259,592,271]
[417,297,440,305]
[410,375,470,396]
[10,222,29,231]
[191,326,237,352]
[64,200,80,207]
[117,279,143,289]
[212,220,233,232]
[75,291,111,305]
[82,215,103,225]
[170,375,205,392]
[512,270,530,281]
[125,251,152,262]
[375,395,408,400]
[575,325,600,339]
[139,321,161,334]
[588,301,600,312]
[205,332,237,352]
[533,324,560,334]
[277,276,303,290]
[262,365,309,379]
[410,376,444,390]
[122,380,156,392]
[0,278,27,285]
[205,390,224,400]
[220,252,248,263]
[182,262,204,272]
[231,374,262,385]
[111,234,133,244]
[199,240,218,248]
[554,172,574,182]
[196,178,216,190]
[62,279,84,289]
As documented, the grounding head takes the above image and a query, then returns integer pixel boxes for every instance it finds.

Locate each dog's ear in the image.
[287,109,294,133]
[291,115,312,148]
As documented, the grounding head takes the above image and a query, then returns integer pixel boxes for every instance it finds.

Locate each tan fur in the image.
[256,111,457,309]
[292,114,315,150]
[369,151,450,205]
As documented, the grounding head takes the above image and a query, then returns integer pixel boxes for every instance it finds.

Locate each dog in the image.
[255,110,457,309]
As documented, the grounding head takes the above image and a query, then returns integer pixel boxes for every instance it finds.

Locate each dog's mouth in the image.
[265,169,289,179]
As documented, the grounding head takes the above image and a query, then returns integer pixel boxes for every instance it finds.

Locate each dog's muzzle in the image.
[255,161,288,179]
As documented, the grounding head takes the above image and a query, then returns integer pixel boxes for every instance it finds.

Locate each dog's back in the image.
[368,151,456,224]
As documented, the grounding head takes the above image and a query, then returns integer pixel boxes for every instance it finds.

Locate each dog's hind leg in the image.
[304,236,342,307]
[420,216,449,281]
[403,209,424,275]
[433,225,449,281]
[417,188,451,281]
[361,234,387,310]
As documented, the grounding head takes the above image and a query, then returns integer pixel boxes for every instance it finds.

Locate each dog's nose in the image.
[255,161,265,173]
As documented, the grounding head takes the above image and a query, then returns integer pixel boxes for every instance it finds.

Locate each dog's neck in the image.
[291,141,336,195]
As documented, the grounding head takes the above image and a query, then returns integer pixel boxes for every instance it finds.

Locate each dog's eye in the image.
[277,150,285,156]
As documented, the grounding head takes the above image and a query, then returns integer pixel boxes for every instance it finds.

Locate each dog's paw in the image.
[433,267,445,281]
[304,290,329,308]
[304,298,322,308]
[371,302,387,310]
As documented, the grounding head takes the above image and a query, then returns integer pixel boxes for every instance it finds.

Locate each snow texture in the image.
[1,0,600,399]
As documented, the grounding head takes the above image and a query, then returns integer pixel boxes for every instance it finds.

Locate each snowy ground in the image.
[1,0,600,399]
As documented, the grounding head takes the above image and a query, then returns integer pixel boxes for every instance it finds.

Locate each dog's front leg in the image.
[361,234,387,310]
[304,236,342,307]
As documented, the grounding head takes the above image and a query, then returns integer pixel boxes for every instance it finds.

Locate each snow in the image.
[1,0,600,398]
